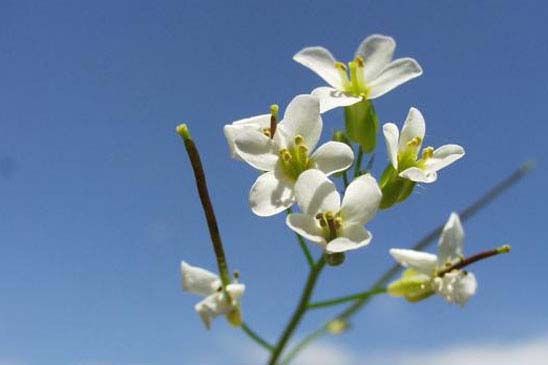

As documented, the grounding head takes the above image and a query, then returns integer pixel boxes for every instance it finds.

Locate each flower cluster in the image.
[178,34,511,363]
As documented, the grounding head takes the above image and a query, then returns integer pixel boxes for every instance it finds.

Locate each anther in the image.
[422,147,434,160]
[294,134,305,145]
[262,128,271,138]
[355,55,365,68]
[407,136,422,147]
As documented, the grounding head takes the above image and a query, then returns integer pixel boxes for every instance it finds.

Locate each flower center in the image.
[278,135,314,181]
[398,136,422,171]
[336,56,370,97]
[315,211,343,241]
[416,146,434,170]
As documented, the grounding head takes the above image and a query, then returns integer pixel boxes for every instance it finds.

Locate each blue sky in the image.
[1,1,547,364]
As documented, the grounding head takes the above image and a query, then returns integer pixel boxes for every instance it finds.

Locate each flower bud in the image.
[325,252,346,266]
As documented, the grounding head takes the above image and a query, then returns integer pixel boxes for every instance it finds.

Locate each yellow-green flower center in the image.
[336,56,371,98]
[315,211,343,241]
[278,135,314,181]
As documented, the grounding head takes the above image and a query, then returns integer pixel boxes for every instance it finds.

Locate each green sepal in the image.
[379,165,416,210]
[325,252,346,266]
[387,269,434,303]
[344,99,378,153]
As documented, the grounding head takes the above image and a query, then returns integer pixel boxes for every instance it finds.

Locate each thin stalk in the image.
[268,256,326,365]
[353,145,363,178]
[286,208,314,267]
[342,170,349,188]
[437,245,511,276]
[177,124,230,286]
[307,287,386,310]
[281,162,532,363]
[241,323,274,352]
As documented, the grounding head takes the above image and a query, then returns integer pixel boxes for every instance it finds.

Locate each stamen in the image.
[324,211,338,241]
[294,134,305,145]
[421,146,434,160]
[407,136,422,147]
[335,61,350,90]
[280,149,292,162]
[262,127,271,138]
[270,104,279,139]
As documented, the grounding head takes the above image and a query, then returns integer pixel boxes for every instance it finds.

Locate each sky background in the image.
[1,1,547,364]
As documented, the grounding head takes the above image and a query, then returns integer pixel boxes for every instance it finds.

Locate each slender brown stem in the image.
[437,245,511,276]
[177,124,230,286]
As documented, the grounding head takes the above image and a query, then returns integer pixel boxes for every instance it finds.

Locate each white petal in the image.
[226,283,246,304]
[434,271,477,306]
[368,58,423,99]
[286,213,326,245]
[293,47,343,89]
[195,294,223,329]
[234,129,279,171]
[224,114,271,159]
[294,169,340,216]
[355,34,396,81]
[326,225,372,253]
[279,95,322,150]
[424,144,465,173]
[311,141,354,176]
[399,167,437,183]
[181,261,220,296]
[311,87,362,113]
[454,272,477,306]
[399,107,425,151]
[389,248,438,275]
[438,213,465,265]
[249,169,295,217]
[382,123,400,169]
[340,174,381,226]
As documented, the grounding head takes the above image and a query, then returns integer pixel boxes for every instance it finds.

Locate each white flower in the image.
[224,113,271,159]
[234,95,354,216]
[293,34,422,113]
[389,213,478,306]
[286,169,381,254]
[181,261,245,329]
[382,107,465,183]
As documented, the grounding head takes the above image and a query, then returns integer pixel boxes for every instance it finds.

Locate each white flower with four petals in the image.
[181,261,245,329]
[293,34,423,113]
[233,95,354,216]
[383,107,465,183]
[286,169,382,254]
[389,213,478,306]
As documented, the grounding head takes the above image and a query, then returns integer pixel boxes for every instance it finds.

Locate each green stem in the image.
[280,162,532,363]
[353,145,363,178]
[268,256,326,365]
[342,170,349,188]
[307,287,386,310]
[177,124,230,286]
[286,208,314,268]
[241,323,274,352]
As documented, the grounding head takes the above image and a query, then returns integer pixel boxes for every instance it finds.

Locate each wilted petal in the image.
[383,123,400,169]
[424,144,465,173]
[294,169,340,216]
[195,294,223,329]
[389,248,438,275]
[433,271,477,306]
[181,261,220,296]
[340,174,381,226]
[399,166,437,183]
[234,129,279,171]
[280,95,322,150]
[249,169,295,217]
[311,141,354,176]
[368,58,423,99]
[311,87,362,113]
[226,283,246,304]
[399,107,425,151]
[224,114,271,158]
[326,226,371,253]
[438,213,465,265]
[286,213,326,245]
[293,47,343,89]
[355,34,396,81]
